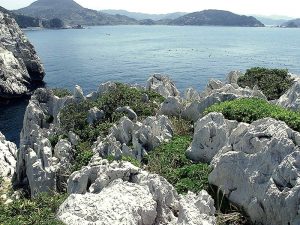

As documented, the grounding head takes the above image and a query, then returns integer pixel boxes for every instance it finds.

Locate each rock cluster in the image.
[159,72,266,122]
[277,81,300,110]
[0,12,45,98]
[58,159,216,225]
[0,132,17,180]
[146,74,180,98]
[188,112,300,224]
[93,115,173,161]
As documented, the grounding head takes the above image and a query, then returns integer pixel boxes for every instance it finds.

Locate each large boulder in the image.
[277,81,300,110]
[0,12,45,98]
[0,132,17,180]
[58,159,216,225]
[208,117,300,225]
[186,113,238,163]
[146,74,180,98]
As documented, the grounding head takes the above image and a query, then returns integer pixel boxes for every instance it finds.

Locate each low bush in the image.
[237,67,294,100]
[205,98,300,132]
[72,142,94,172]
[144,136,211,194]
[0,193,67,225]
[52,88,72,98]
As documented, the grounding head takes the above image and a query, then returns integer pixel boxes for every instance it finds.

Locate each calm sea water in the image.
[1,25,300,145]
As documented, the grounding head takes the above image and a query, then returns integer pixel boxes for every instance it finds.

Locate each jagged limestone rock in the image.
[58,159,216,225]
[146,74,180,98]
[207,117,300,225]
[226,71,242,84]
[277,81,300,110]
[93,115,173,161]
[116,106,137,121]
[0,12,44,98]
[87,107,105,125]
[186,113,238,163]
[0,132,17,180]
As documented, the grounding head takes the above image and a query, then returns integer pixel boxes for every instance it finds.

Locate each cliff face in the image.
[0,12,45,99]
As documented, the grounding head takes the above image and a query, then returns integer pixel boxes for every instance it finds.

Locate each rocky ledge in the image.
[0,12,45,99]
[2,71,300,224]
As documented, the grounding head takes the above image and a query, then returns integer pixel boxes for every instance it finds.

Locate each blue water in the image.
[1,25,300,145]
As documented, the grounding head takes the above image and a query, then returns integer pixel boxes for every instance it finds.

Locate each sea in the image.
[1,25,300,145]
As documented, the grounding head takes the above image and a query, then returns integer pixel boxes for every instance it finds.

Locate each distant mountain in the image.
[250,15,294,26]
[101,10,187,21]
[15,0,138,26]
[169,10,264,27]
[0,6,40,28]
[281,19,300,28]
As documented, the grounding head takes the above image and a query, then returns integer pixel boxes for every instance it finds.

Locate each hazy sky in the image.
[0,0,299,17]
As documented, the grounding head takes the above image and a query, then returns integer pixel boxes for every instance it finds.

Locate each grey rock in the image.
[87,107,105,125]
[208,117,300,224]
[58,160,216,225]
[277,81,300,110]
[73,85,85,103]
[226,71,242,84]
[0,12,45,98]
[97,81,117,95]
[146,74,180,98]
[0,132,17,180]
[158,96,184,117]
[184,87,200,101]
[116,106,137,121]
[186,113,238,163]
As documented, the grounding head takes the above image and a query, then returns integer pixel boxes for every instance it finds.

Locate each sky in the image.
[0,0,299,18]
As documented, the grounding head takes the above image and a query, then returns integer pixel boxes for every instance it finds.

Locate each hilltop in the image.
[169,9,264,27]
[281,18,300,27]
[15,0,138,26]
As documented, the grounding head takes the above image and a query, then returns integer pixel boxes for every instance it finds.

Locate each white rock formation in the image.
[146,74,180,98]
[186,113,238,163]
[15,88,75,196]
[277,81,300,110]
[226,71,242,84]
[93,115,173,161]
[73,85,85,103]
[87,107,105,125]
[0,12,45,98]
[58,159,216,225]
[116,106,137,121]
[204,115,300,225]
[0,132,17,180]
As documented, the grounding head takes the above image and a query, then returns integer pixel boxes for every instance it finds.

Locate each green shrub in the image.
[170,116,193,136]
[205,98,300,132]
[49,135,59,148]
[0,193,67,225]
[52,88,72,98]
[72,142,94,172]
[106,155,141,168]
[145,136,211,194]
[237,67,294,100]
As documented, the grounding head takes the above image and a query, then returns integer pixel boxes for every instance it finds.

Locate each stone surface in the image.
[58,159,216,225]
[186,113,238,163]
[146,74,180,98]
[116,106,137,121]
[93,115,173,161]
[277,81,300,110]
[15,88,75,196]
[207,116,300,225]
[0,12,45,98]
[87,107,105,125]
[226,71,242,84]
[0,132,17,179]
[73,85,85,103]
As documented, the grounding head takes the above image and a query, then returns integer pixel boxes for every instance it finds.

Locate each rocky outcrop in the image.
[146,74,180,98]
[93,115,173,161]
[193,113,300,224]
[159,74,266,122]
[14,88,75,195]
[186,113,238,163]
[0,132,17,180]
[277,81,300,110]
[58,159,216,225]
[0,12,45,98]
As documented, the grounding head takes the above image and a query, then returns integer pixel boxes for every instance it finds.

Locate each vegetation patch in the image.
[144,135,211,194]
[237,67,294,100]
[205,98,300,132]
[52,88,72,98]
[0,193,67,225]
